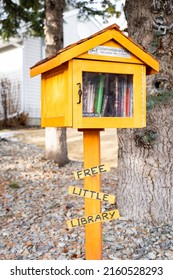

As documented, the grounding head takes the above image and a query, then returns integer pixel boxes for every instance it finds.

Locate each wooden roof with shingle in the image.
[30,23,159,77]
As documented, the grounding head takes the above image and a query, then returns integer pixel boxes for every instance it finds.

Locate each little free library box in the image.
[30,24,159,260]
[30,24,159,129]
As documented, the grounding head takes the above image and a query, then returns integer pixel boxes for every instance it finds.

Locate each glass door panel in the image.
[82,72,133,117]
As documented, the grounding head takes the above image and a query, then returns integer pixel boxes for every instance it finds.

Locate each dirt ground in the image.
[4,128,118,167]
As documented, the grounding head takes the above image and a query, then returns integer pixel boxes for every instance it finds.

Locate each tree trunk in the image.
[45,127,68,166]
[117,0,173,224]
[44,0,69,166]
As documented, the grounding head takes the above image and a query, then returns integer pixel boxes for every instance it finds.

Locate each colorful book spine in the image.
[95,75,105,115]
[101,95,109,116]
[82,83,87,115]
[114,75,119,116]
[129,80,133,117]
[126,76,133,117]
[123,76,127,117]
[118,77,123,117]
[90,84,96,113]
[108,95,115,116]
[86,81,92,113]
[126,86,130,117]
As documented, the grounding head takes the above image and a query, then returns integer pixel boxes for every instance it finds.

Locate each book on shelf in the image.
[87,82,96,113]
[82,72,133,118]
[125,76,133,117]
[82,83,87,114]
[113,75,119,116]
[101,95,109,116]
[101,74,110,116]
[94,75,105,115]
[115,75,133,117]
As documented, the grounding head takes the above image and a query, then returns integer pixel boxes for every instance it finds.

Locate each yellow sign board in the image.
[67,209,120,228]
[74,163,110,180]
[68,186,116,204]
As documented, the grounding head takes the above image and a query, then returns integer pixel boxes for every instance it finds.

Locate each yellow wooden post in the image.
[83,129,102,260]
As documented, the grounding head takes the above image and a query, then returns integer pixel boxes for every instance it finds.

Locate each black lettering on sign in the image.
[103,193,109,202]
[67,209,120,228]
[76,170,82,179]
[109,211,116,219]
[73,164,110,180]
[95,214,102,222]
[91,166,98,175]
[102,212,109,220]
[84,169,91,177]
[98,164,107,173]
[81,217,87,225]
[88,216,94,223]
[68,186,116,204]
[90,190,96,199]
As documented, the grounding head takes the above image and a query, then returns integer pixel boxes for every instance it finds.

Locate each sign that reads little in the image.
[68,186,116,204]
[67,209,120,228]
[74,163,110,180]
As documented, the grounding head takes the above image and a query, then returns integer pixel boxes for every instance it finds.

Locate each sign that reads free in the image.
[67,209,120,228]
[68,186,116,204]
[74,163,110,180]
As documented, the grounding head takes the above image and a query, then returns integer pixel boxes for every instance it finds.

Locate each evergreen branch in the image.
[147,91,173,111]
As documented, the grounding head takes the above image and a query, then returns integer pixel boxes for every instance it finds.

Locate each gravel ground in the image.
[0,137,173,260]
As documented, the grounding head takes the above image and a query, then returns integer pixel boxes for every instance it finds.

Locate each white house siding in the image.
[23,37,42,125]
[0,54,22,120]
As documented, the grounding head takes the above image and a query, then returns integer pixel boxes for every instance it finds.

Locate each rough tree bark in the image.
[44,0,69,166]
[117,0,173,224]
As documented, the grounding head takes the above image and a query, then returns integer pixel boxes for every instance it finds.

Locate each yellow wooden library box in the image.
[30,24,159,129]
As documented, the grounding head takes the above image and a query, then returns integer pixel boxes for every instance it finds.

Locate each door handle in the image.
[77,83,82,104]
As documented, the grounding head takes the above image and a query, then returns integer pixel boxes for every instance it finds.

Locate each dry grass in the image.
[7,128,118,167]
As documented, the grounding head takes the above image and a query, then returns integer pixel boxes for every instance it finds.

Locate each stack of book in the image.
[82,72,133,117]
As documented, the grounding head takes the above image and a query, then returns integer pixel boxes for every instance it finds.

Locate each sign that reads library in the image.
[88,46,131,58]
[74,163,110,180]
[68,186,116,204]
[67,209,120,228]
